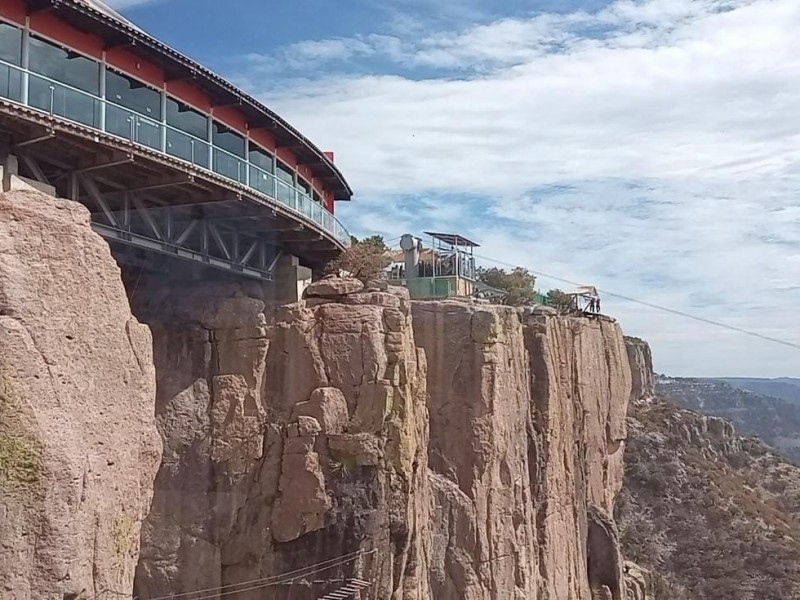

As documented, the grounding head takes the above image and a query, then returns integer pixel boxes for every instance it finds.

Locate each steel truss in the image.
[75,171,282,280]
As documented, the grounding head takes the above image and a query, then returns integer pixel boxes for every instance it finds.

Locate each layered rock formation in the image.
[414,303,536,599]
[0,190,161,599]
[131,282,645,600]
[133,276,431,599]
[618,394,800,599]
[624,337,654,403]
[0,187,653,600]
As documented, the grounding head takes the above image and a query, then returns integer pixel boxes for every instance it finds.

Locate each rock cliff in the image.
[414,303,635,600]
[129,281,644,600]
[624,337,654,403]
[0,190,652,599]
[0,190,161,599]
[132,276,431,599]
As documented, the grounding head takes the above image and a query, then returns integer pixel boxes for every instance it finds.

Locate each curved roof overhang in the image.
[24,0,353,201]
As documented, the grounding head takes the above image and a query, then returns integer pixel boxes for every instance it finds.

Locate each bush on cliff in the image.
[327,238,389,282]
[476,266,537,306]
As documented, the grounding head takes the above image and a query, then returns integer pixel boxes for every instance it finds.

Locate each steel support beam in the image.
[73,153,134,175]
[92,222,275,281]
[19,153,49,184]
[13,130,55,150]
[81,175,119,228]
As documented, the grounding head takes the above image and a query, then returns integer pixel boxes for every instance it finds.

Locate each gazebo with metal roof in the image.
[386,231,480,299]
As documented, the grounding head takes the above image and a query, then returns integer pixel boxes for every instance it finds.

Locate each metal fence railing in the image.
[0,58,351,247]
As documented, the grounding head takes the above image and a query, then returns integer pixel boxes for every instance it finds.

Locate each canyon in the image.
[0,189,652,599]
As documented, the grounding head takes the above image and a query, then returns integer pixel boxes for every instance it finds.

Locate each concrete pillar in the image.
[1,154,18,192]
[1,154,55,195]
[274,254,312,303]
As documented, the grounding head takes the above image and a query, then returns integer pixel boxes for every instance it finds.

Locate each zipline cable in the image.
[471,251,800,352]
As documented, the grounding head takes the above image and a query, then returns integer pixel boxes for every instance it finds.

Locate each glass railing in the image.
[0,59,350,246]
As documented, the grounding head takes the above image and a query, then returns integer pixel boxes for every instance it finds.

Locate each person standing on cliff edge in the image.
[596,297,601,314]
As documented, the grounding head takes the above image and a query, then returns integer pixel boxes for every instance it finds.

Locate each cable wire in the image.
[139,549,373,600]
[471,252,800,352]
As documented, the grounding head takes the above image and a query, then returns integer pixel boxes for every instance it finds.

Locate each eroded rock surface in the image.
[0,190,161,599]
[624,337,655,403]
[133,276,430,599]
[413,302,537,599]
[413,302,641,600]
[0,191,656,600]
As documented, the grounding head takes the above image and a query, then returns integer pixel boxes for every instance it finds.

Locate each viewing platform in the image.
[0,0,352,282]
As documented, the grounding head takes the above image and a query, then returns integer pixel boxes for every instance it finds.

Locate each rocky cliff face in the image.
[0,190,161,599]
[624,337,654,403]
[132,276,431,600]
[414,303,637,600]
[523,313,634,600]
[657,376,800,463]
[0,190,652,600]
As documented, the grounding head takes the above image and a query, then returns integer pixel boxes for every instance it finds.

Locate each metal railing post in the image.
[20,28,29,104]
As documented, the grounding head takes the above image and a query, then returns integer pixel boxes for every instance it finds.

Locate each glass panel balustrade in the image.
[0,60,21,102]
[0,53,350,245]
[249,164,277,197]
[106,103,162,151]
[213,147,247,184]
[166,127,210,169]
[28,73,101,128]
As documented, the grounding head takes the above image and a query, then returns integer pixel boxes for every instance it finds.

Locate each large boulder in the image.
[304,277,364,298]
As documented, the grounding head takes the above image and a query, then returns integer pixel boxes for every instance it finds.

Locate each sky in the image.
[108,0,800,378]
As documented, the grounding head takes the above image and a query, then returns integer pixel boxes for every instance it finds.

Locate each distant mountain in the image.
[716,377,800,406]
[656,376,800,463]
[617,397,800,599]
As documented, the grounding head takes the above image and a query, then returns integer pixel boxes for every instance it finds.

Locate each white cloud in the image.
[236,0,800,377]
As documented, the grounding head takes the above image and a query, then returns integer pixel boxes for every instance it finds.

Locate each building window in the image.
[0,22,21,65]
[249,144,275,196]
[106,69,161,118]
[29,36,99,93]
[275,161,295,206]
[0,22,22,101]
[212,122,246,182]
[276,162,294,185]
[297,178,311,198]
[165,98,209,167]
[28,36,100,127]
[212,122,245,157]
[249,143,273,173]
[105,69,162,150]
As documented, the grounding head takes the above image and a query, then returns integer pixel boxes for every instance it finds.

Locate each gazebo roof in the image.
[424,232,480,248]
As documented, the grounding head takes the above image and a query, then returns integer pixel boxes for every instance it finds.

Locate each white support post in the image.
[20,24,29,104]
[99,57,107,133]
[160,89,167,152]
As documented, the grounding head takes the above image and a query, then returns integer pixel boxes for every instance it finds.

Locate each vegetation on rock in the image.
[475,266,537,306]
[0,374,42,489]
[547,288,576,313]
[327,237,389,282]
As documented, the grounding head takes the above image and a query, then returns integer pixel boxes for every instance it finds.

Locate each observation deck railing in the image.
[0,59,350,247]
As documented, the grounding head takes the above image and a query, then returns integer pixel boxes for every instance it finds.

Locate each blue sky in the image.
[110,0,800,378]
